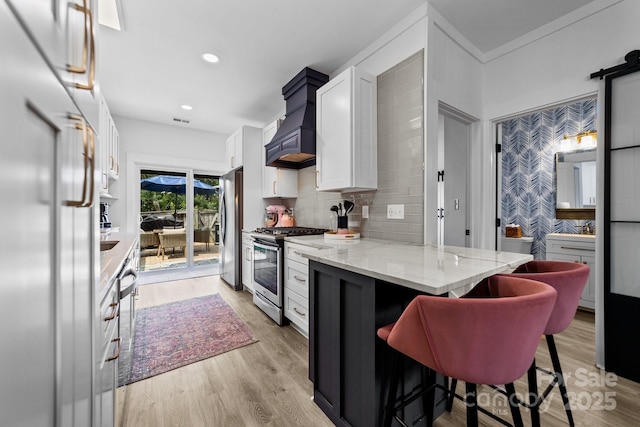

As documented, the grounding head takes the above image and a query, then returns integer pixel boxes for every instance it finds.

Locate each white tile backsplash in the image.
[292,50,424,243]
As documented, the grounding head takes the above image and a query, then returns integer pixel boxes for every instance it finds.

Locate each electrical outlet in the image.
[387,204,404,219]
[362,205,369,219]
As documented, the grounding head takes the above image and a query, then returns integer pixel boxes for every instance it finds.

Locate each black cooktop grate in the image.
[253,227,328,236]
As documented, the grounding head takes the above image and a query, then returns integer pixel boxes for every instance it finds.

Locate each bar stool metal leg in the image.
[383,350,401,427]
[547,334,575,427]
[527,359,541,427]
[505,382,524,427]
[422,368,436,427]
[465,382,479,427]
[446,378,457,412]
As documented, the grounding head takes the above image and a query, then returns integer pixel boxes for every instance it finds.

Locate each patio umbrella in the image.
[140,175,219,226]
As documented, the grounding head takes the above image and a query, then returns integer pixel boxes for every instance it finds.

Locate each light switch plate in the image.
[362,205,369,219]
[387,204,404,219]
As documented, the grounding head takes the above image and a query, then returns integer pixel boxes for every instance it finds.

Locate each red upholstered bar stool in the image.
[504,260,590,427]
[377,275,557,427]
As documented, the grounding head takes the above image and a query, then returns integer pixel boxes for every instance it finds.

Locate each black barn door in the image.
[600,51,640,382]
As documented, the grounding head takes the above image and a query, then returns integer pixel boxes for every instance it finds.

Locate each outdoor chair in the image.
[139,230,160,249]
[194,228,212,250]
[157,228,186,259]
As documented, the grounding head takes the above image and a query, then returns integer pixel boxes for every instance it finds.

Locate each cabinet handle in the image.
[560,246,595,252]
[273,180,276,195]
[67,0,89,74]
[84,130,95,207]
[293,275,306,283]
[66,114,89,207]
[315,170,319,189]
[293,307,306,317]
[231,156,235,168]
[106,337,122,362]
[71,2,96,91]
[293,251,303,256]
[104,302,119,321]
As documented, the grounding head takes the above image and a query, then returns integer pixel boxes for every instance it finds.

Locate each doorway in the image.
[138,169,220,274]
[437,104,473,247]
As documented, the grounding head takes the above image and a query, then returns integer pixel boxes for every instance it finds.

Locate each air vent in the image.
[172,117,190,124]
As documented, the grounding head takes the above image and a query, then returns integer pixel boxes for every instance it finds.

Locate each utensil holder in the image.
[337,215,348,230]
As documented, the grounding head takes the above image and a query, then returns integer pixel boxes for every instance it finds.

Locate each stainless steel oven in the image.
[250,227,327,325]
[252,239,283,325]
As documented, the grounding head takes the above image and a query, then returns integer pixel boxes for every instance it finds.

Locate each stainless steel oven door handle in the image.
[253,240,282,251]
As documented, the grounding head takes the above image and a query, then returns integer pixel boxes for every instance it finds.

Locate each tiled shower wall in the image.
[500,97,597,260]
[292,50,425,244]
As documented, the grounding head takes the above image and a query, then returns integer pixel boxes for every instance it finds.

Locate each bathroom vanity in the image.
[546,233,596,310]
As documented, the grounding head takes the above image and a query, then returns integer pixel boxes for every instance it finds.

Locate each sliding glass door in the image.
[138,169,220,273]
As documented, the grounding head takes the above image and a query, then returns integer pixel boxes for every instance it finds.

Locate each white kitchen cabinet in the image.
[1,3,96,427]
[5,0,67,69]
[262,120,298,198]
[316,66,377,192]
[9,0,101,130]
[98,277,120,427]
[66,0,100,130]
[99,95,120,198]
[242,232,254,292]
[226,127,244,170]
[283,241,322,337]
[238,125,265,232]
[546,233,596,310]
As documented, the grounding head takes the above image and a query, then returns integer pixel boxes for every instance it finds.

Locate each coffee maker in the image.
[100,202,111,228]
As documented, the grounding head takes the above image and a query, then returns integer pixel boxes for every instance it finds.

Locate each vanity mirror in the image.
[555,148,596,219]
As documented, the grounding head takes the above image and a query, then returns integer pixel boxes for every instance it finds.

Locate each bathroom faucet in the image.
[575,223,595,235]
[579,223,595,235]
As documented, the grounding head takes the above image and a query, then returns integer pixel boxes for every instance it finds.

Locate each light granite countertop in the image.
[546,233,596,241]
[284,236,533,295]
[99,231,138,302]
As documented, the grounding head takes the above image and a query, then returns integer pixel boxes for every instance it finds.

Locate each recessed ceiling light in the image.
[201,53,220,64]
[181,105,193,111]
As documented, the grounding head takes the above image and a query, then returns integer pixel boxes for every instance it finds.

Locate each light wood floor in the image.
[117,276,640,426]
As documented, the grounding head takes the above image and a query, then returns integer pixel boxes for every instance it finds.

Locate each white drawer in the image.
[285,242,320,265]
[285,259,308,298]
[284,289,309,334]
[100,282,119,341]
[546,237,595,255]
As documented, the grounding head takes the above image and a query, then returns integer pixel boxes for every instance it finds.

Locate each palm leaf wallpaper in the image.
[500,98,597,259]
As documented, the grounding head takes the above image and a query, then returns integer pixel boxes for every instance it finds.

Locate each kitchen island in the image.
[286,236,532,427]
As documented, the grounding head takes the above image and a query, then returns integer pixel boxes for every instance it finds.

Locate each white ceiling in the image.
[428,0,597,53]
[98,0,601,135]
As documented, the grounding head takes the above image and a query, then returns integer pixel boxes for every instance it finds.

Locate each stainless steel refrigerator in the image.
[220,168,243,290]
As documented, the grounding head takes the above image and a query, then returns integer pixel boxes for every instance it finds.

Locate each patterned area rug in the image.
[120,293,257,385]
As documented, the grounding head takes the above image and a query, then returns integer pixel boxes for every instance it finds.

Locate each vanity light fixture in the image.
[201,53,220,64]
[559,130,597,151]
[577,130,597,148]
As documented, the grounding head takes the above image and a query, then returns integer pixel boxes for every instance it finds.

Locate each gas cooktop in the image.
[251,226,328,239]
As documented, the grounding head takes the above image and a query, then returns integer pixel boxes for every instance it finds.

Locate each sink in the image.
[100,240,119,251]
